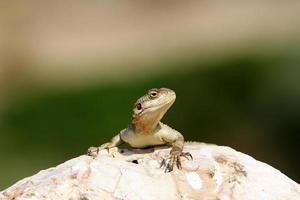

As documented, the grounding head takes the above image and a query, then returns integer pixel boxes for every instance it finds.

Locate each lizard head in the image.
[131,88,176,132]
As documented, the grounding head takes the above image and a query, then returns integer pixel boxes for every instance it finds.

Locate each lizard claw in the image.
[181,152,193,160]
[160,158,167,168]
[165,162,174,173]
[176,157,182,170]
[160,151,192,173]
[87,142,113,157]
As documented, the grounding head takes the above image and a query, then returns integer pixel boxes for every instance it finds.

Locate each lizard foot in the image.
[87,143,113,157]
[87,146,99,157]
[160,151,193,173]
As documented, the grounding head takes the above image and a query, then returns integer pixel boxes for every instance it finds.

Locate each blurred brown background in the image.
[0,1,300,189]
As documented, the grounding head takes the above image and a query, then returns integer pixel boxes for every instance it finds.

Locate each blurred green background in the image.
[0,1,300,190]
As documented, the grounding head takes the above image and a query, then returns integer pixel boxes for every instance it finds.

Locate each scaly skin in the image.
[87,88,192,172]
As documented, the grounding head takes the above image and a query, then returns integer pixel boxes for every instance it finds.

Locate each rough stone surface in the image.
[1,142,300,200]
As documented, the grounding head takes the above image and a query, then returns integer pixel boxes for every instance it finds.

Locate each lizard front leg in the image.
[87,134,123,157]
[160,132,192,172]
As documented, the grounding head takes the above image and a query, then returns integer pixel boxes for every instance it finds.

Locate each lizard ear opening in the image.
[136,103,142,110]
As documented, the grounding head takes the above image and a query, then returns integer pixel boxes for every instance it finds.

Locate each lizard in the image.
[87,88,192,172]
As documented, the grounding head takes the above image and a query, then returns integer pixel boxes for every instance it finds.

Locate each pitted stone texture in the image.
[1,143,300,200]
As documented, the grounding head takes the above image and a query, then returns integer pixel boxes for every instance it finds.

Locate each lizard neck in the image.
[130,113,163,134]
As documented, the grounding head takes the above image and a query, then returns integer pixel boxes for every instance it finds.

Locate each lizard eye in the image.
[136,103,142,110]
[149,91,158,98]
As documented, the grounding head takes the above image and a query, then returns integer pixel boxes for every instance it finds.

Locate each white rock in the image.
[186,172,202,190]
[1,142,300,200]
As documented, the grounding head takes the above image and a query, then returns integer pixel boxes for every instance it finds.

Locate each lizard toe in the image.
[181,152,193,160]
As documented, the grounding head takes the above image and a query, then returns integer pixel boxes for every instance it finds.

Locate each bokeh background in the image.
[0,1,300,190]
